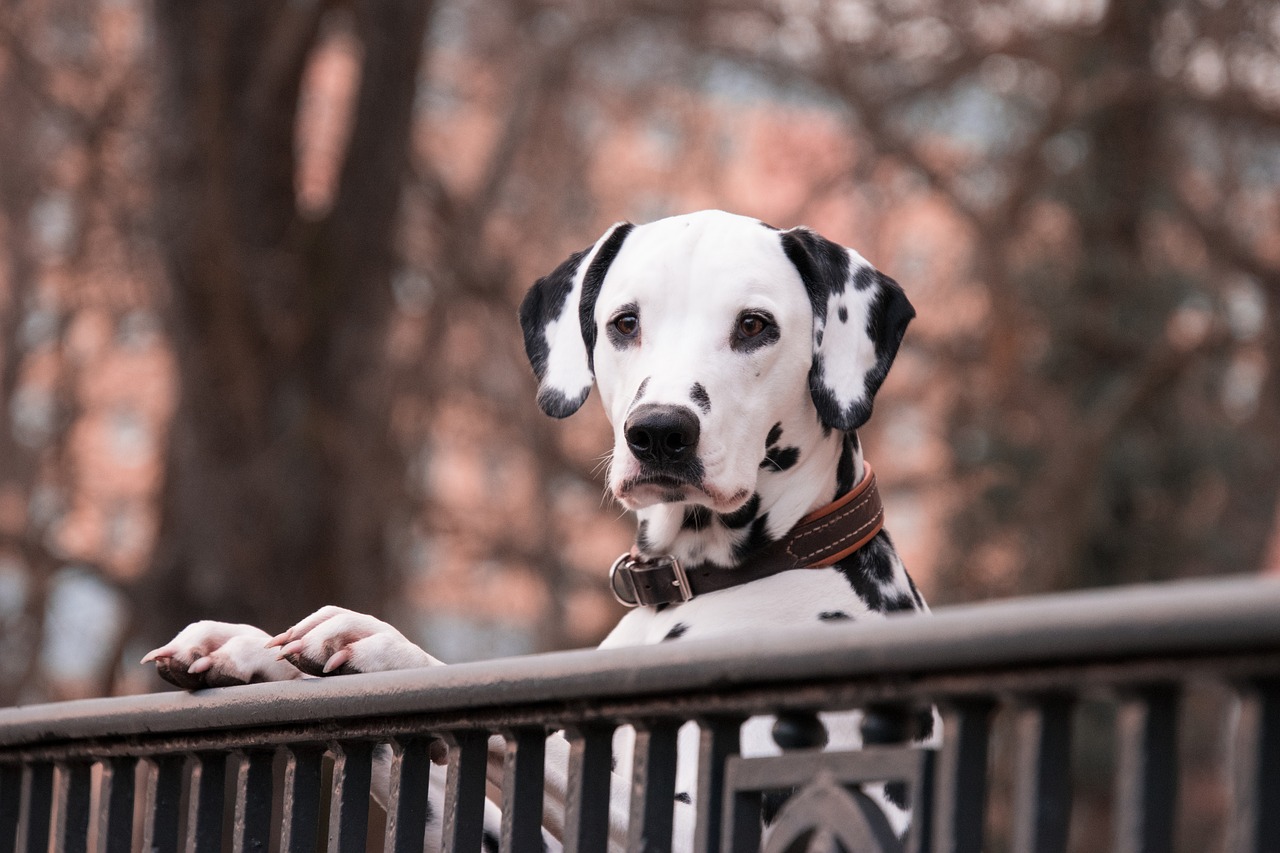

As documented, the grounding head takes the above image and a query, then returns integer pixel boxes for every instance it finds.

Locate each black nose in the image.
[625,404,701,465]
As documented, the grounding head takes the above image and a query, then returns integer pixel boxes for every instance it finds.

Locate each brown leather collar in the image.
[609,462,885,608]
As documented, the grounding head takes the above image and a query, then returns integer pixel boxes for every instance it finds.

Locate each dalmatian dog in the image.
[143,209,926,850]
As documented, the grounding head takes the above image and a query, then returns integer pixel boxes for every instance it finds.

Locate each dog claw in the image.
[322,647,353,674]
[277,639,304,659]
[188,656,214,675]
[140,646,173,665]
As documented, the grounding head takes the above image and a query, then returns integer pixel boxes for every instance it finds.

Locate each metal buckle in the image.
[609,553,692,608]
[609,553,639,607]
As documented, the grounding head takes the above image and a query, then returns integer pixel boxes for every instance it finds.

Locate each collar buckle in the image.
[609,553,693,608]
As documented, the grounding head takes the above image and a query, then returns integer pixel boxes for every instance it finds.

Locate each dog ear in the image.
[781,227,915,431]
[519,222,634,417]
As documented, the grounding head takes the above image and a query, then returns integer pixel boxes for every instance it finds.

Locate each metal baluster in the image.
[1230,679,1280,853]
[440,731,487,853]
[724,711,831,853]
[185,752,226,853]
[561,723,613,853]
[692,716,741,853]
[384,738,434,853]
[232,750,274,853]
[1,764,22,853]
[96,758,136,853]
[1011,694,1074,853]
[280,746,324,853]
[141,756,183,853]
[930,700,993,853]
[1112,686,1178,853]
[53,762,91,853]
[627,719,680,853]
[328,741,373,853]
[19,762,53,853]
[499,728,545,853]
[722,781,762,853]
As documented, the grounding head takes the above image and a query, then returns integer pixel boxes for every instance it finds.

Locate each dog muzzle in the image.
[610,462,885,608]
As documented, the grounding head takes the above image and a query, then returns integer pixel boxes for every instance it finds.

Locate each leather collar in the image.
[609,462,885,608]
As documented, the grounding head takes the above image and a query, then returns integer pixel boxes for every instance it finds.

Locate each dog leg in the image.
[149,611,632,849]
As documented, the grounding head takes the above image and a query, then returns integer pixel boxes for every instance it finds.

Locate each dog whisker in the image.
[591,452,613,478]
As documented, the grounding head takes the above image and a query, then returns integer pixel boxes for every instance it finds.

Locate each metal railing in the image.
[2,576,1280,853]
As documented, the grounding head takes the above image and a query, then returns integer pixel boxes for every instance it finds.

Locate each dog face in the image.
[520,210,913,513]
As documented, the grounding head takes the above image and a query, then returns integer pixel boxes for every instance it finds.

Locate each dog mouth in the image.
[619,473,697,501]
[616,474,751,512]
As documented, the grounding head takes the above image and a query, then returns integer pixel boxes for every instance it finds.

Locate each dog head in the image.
[519,210,913,514]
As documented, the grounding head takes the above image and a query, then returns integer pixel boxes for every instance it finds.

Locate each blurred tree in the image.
[140,1,433,640]
[705,0,1280,596]
[2,0,1279,702]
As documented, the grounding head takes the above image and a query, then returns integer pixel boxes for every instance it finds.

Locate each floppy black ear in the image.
[518,222,634,417]
[781,227,915,431]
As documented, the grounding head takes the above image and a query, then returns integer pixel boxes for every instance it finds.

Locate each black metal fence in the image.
[2,577,1280,853]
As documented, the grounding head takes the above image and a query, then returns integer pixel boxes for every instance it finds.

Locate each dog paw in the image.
[266,606,440,676]
[142,621,305,690]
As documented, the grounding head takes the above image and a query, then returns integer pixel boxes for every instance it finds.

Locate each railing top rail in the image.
[2,575,1279,749]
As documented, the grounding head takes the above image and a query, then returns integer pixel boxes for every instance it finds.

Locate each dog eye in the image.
[737,313,770,338]
[612,312,639,338]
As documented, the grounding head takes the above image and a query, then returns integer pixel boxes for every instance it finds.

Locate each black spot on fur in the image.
[734,513,774,560]
[690,383,711,414]
[884,591,919,613]
[663,622,689,641]
[482,830,500,853]
[674,791,692,804]
[835,433,857,499]
[519,249,587,384]
[761,445,800,472]
[682,506,712,530]
[819,610,853,622]
[780,227,851,316]
[838,304,849,323]
[853,265,878,291]
[884,781,910,811]
[866,533,898,583]
[653,602,670,613]
[762,424,800,472]
[578,223,635,373]
[759,220,780,231]
[811,272,915,431]
[719,493,760,529]
[833,530,900,612]
[781,228,915,431]
[636,519,652,553]
[535,387,590,420]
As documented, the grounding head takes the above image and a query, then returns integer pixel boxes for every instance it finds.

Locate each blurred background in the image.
[0,0,1277,706]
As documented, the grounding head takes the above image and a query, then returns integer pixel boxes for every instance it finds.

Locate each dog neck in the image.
[632,416,863,571]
